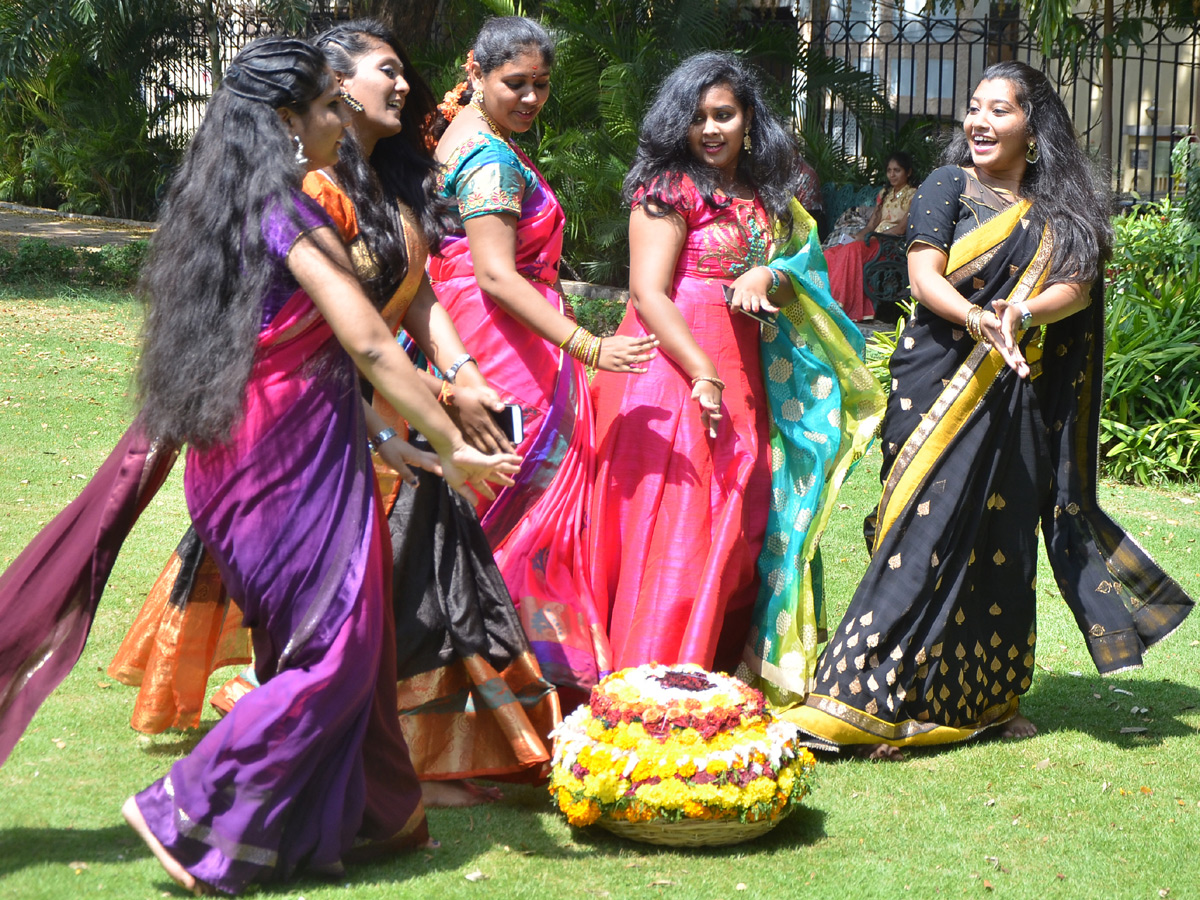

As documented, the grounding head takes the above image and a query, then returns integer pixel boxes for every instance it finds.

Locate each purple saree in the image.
[0,192,426,894]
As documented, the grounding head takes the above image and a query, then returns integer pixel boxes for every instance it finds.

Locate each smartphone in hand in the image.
[722,284,776,326]
[490,404,524,445]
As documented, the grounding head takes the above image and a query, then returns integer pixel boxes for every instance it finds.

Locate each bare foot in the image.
[1000,713,1038,739]
[420,779,501,808]
[121,796,202,894]
[852,743,905,761]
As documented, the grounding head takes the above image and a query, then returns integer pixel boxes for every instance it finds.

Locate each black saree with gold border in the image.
[783,167,1193,749]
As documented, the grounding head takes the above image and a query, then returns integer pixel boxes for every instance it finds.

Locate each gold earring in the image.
[1026,140,1039,164]
[743,131,752,153]
[341,91,364,113]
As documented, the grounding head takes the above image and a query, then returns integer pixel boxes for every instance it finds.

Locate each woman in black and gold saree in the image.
[781,61,1193,754]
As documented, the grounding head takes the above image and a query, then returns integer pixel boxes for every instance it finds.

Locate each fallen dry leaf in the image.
[1034,758,1051,770]
[984,798,996,807]
[736,885,747,892]
[1120,727,1148,734]
[983,880,994,891]
[1111,687,1134,696]
[1141,786,1153,795]
[464,870,489,883]
[647,879,676,887]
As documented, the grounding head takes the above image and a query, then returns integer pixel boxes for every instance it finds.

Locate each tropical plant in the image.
[1103,199,1200,484]
[0,0,199,217]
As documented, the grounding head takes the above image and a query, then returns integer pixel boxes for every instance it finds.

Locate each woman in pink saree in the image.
[430,17,657,706]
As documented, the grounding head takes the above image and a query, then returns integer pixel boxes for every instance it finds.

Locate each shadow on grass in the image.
[0,823,141,879]
[1017,670,1200,746]
[0,820,476,896]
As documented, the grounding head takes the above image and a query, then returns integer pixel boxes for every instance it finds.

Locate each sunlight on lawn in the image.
[1,292,1196,900]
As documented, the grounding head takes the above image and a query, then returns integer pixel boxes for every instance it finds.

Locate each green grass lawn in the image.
[0,287,1197,900]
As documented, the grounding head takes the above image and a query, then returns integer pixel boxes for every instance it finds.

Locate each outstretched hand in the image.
[439,442,522,503]
[376,435,443,487]
[596,333,659,374]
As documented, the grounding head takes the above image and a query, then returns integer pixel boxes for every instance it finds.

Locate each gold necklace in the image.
[471,93,507,140]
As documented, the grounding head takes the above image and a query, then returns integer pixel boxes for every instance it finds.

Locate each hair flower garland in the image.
[550,664,816,829]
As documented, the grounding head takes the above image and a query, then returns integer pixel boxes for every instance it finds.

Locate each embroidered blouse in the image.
[633,173,772,281]
[438,133,537,222]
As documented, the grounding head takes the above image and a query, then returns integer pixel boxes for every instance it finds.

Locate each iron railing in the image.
[806,13,1200,199]
[146,8,1199,199]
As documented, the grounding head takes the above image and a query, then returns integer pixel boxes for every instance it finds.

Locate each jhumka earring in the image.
[743,131,753,153]
[1026,140,1040,164]
[293,135,308,167]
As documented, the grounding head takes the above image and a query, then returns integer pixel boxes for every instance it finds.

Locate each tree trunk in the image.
[372,0,444,43]
[1100,0,1114,170]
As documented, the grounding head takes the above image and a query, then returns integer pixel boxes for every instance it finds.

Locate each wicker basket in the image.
[595,810,789,848]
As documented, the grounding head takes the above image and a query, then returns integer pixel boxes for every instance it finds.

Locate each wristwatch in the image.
[443,353,476,384]
[367,427,398,454]
[1014,301,1033,331]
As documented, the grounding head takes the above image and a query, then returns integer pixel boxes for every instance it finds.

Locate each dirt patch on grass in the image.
[0,203,154,250]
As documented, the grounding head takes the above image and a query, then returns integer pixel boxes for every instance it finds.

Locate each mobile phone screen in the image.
[490,404,524,445]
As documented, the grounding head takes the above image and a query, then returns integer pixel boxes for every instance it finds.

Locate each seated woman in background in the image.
[824,151,916,321]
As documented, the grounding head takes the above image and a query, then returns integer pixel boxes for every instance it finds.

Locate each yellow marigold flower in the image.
[706,759,727,776]
[716,784,741,808]
[627,722,647,739]
[566,798,602,827]
[679,728,701,745]
[745,777,777,805]
[683,800,709,819]
[693,783,720,804]
[676,760,697,778]
[778,769,795,795]
[631,760,655,781]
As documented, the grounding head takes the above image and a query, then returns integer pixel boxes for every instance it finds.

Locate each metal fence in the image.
[807,12,1200,199]
[146,7,1199,199]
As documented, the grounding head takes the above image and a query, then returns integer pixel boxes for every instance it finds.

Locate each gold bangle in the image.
[691,375,726,392]
[566,327,600,364]
[559,325,582,349]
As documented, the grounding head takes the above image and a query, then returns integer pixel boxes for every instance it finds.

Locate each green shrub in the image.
[569,293,627,338]
[0,237,147,287]
[1103,205,1200,485]
[80,239,149,286]
[1,238,79,283]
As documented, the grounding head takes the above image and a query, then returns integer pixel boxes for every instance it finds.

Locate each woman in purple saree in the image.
[0,38,518,895]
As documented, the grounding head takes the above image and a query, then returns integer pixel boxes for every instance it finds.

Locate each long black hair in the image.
[138,38,332,448]
[315,19,453,303]
[432,16,556,136]
[624,52,798,233]
[943,60,1111,284]
[883,150,916,197]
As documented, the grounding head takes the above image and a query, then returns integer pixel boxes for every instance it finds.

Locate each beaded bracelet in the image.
[766,266,782,296]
